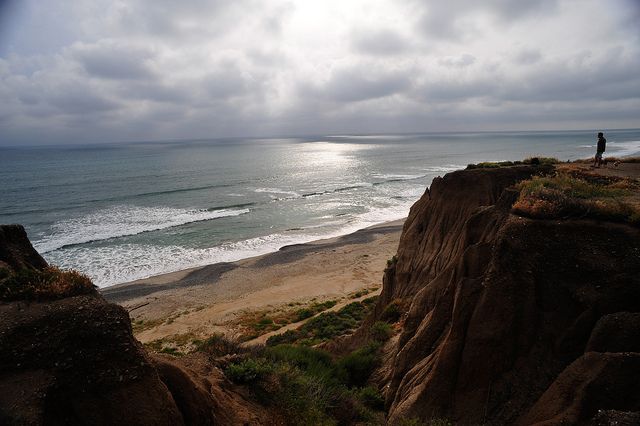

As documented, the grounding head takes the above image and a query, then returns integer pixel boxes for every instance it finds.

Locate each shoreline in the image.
[102,218,405,344]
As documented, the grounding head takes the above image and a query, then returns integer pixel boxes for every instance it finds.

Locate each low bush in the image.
[0,266,96,301]
[225,358,273,384]
[224,342,386,424]
[357,386,385,410]
[337,343,381,387]
[265,344,336,381]
[371,321,393,342]
[266,329,300,346]
[195,333,247,356]
[381,298,403,323]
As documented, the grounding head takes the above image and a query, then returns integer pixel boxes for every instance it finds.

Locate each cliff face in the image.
[372,166,640,425]
[0,225,270,426]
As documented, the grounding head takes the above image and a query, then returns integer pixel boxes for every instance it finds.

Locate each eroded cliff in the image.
[367,165,640,424]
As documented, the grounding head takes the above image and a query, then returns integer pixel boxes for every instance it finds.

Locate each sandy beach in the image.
[102,219,404,345]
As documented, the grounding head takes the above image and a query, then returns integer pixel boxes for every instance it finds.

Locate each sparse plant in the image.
[195,333,246,356]
[337,342,381,387]
[0,266,96,301]
[225,358,273,384]
[357,386,385,410]
[371,321,393,342]
[381,298,403,322]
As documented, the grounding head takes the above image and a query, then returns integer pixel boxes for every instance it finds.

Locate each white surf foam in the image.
[607,140,640,157]
[424,164,465,173]
[254,188,301,198]
[46,196,418,288]
[34,205,250,253]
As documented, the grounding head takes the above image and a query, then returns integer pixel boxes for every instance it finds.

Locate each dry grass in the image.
[573,156,640,164]
[0,266,96,301]
[513,170,640,225]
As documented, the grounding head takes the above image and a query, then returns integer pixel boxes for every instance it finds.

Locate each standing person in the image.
[594,132,606,168]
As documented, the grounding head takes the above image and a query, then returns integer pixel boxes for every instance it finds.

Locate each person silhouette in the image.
[593,132,606,168]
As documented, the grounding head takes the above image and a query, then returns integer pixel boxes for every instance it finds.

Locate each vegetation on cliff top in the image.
[466,157,559,169]
[513,170,640,225]
[0,266,96,301]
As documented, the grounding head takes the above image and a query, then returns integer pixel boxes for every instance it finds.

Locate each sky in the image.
[0,0,639,145]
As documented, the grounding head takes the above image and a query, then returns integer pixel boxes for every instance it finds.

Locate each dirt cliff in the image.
[366,166,640,424]
[0,225,271,425]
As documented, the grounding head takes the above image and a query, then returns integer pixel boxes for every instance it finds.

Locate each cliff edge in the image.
[367,164,640,424]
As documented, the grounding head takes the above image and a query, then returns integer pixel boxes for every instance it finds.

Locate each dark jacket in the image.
[597,136,606,152]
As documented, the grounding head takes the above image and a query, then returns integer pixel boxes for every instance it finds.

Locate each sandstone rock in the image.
[356,166,640,424]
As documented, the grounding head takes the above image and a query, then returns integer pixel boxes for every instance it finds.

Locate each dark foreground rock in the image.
[0,225,274,425]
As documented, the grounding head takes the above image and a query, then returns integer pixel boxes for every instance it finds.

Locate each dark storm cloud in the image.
[72,42,155,80]
[115,81,189,103]
[204,70,251,99]
[513,49,542,65]
[415,0,559,40]
[47,88,119,114]
[303,67,412,103]
[350,29,410,56]
[112,0,254,40]
[418,78,497,101]
[498,59,640,103]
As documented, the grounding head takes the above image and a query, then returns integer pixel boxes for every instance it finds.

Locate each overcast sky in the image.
[0,0,639,145]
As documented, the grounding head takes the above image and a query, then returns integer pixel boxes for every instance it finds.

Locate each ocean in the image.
[1,129,639,288]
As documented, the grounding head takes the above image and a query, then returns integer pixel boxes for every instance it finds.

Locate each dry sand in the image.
[102,220,404,344]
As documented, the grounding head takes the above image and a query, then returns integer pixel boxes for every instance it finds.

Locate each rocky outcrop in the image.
[364,167,640,424]
[0,225,268,425]
[0,225,47,273]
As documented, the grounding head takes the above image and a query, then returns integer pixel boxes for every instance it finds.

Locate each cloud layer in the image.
[0,0,638,144]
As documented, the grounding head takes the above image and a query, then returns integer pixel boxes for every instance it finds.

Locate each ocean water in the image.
[1,129,639,288]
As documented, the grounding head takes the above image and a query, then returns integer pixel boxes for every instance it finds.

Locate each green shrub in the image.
[386,255,398,267]
[225,358,273,384]
[266,330,301,346]
[223,341,387,423]
[265,344,337,381]
[0,266,96,301]
[357,386,385,411]
[295,308,314,321]
[337,343,381,387]
[381,299,403,322]
[523,156,559,165]
[371,321,393,342]
[293,300,338,322]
